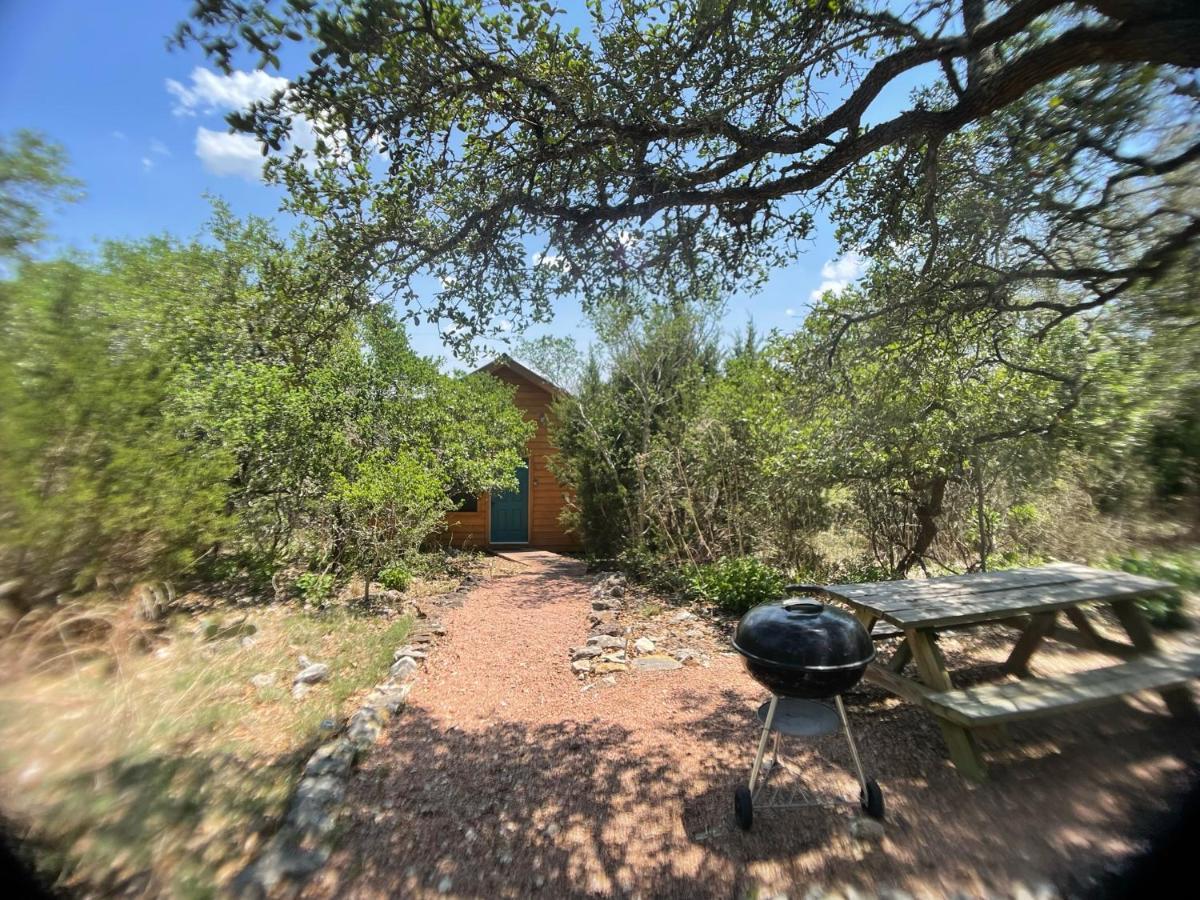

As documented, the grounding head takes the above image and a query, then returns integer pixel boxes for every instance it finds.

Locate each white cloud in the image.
[195,127,264,180]
[141,156,154,171]
[166,67,288,117]
[111,130,127,141]
[809,251,865,301]
[167,67,352,181]
[149,138,170,157]
[497,319,513,333]
[785,307,798,317]
[533,251,568,271]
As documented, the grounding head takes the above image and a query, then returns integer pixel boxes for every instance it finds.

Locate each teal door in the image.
[490,464,529,543]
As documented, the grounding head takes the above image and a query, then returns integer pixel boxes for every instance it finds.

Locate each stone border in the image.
[232,579,472,898]
[571,573,712,683]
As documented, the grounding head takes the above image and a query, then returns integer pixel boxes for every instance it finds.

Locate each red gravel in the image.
[305,553,1200,899]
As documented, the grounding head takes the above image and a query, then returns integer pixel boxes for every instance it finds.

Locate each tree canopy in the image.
[177,0,1199,344]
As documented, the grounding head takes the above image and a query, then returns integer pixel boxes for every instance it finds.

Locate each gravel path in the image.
[305,554,1200,899]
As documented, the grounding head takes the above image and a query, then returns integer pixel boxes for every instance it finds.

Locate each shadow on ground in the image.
[306,690,1200,899]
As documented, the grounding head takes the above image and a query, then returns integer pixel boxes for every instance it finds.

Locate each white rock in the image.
[670,610,695,623]
[586,635,625,650]
[571,645,604,661]
[293,662,330,685]
[631,656,683,672]
[389,656,420,680]
[634,637,655,654]
[849,816,885,843]
[571,660,593,674]
[393,646,428,661]
[437,876,453,893]
[250,672,277,689]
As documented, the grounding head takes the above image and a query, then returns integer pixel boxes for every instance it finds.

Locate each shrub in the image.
[378,563,412,592]
[294,572,335,605]
[686,556,784,614]
[1106,551,1197,630]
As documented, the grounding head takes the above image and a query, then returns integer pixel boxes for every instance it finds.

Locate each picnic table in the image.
[820,562,1200,781]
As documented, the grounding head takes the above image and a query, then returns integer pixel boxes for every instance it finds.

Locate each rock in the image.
[571,645,604,660]
[292,682,312,700]
[240,635,258,649]
[250,672,277,689]
[393,646,428,661]
[437,876,453,894]
[599,651,626,663]
[346,708,386,748]
[592,661,628,674]
[849,816,885,843]
[586,634,625,650]
[294,662,330,685]
[590,621,623,637]
[367,678,413,714]
[601,675,618,686]
[571,660,593,675]
[590,573,627,599]
[303,738,357,778]
[588,610,617,626]
[672,648,707,666]
[389,656,420,680]
[670,610,695,623]
[630,655,683,673]
[591,597,623,612]
[634,637,655,654]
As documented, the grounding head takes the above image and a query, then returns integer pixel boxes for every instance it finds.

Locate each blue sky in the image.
[0,1,920,367]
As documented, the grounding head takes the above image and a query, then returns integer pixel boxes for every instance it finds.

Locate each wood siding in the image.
[444,364,581,551]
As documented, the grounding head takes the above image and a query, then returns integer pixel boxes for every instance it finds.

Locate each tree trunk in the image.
[896,474,948,577]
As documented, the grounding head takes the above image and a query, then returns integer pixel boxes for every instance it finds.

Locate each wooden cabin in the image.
[444,356,581,552]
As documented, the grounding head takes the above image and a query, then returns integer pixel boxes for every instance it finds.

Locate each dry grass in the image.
[0,601,413,898]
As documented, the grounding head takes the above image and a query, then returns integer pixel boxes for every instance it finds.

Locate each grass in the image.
[0,602,412,898]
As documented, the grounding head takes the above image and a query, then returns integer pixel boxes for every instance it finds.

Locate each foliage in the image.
[293,571,335,604]
[685,556,784,615]
[0,130,80,262]
[551,302,721,558]
[1105,550,1200,631]
[378,563,412,592]
[326,450,451,598]
[0,187,533,609]
[178,1,1199,348]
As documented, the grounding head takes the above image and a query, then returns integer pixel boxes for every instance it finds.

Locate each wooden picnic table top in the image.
[822,562,1175,630]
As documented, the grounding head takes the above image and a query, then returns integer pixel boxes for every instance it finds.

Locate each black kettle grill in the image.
[730,585,884,830]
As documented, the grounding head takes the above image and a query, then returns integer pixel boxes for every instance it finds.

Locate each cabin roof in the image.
[474,354,570,397]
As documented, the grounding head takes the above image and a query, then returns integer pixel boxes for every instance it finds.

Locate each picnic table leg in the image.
[1110,599,1199,720]
[887,639,912,673]
[1005,611,1058,678]
[906,629,989,782]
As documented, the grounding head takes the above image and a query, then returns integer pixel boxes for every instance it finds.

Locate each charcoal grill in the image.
[730,585,884,830]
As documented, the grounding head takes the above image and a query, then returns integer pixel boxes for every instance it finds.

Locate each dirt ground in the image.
[304,553,1200,899]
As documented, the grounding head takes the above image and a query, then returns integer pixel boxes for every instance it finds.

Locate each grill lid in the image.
[732,593,875,671]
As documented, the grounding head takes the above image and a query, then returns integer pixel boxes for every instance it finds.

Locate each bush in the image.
[378,563,412,592]
[1106,551,1197,630]
[686,556,784,614]
[293,572,335,605]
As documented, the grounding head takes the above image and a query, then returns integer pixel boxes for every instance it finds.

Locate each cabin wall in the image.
[443,367,581,552]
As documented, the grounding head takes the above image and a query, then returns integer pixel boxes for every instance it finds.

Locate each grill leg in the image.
[835,695,869,799]
[748,695,778,796]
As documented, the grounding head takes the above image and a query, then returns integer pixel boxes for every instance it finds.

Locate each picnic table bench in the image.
[820,563,1200,781]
